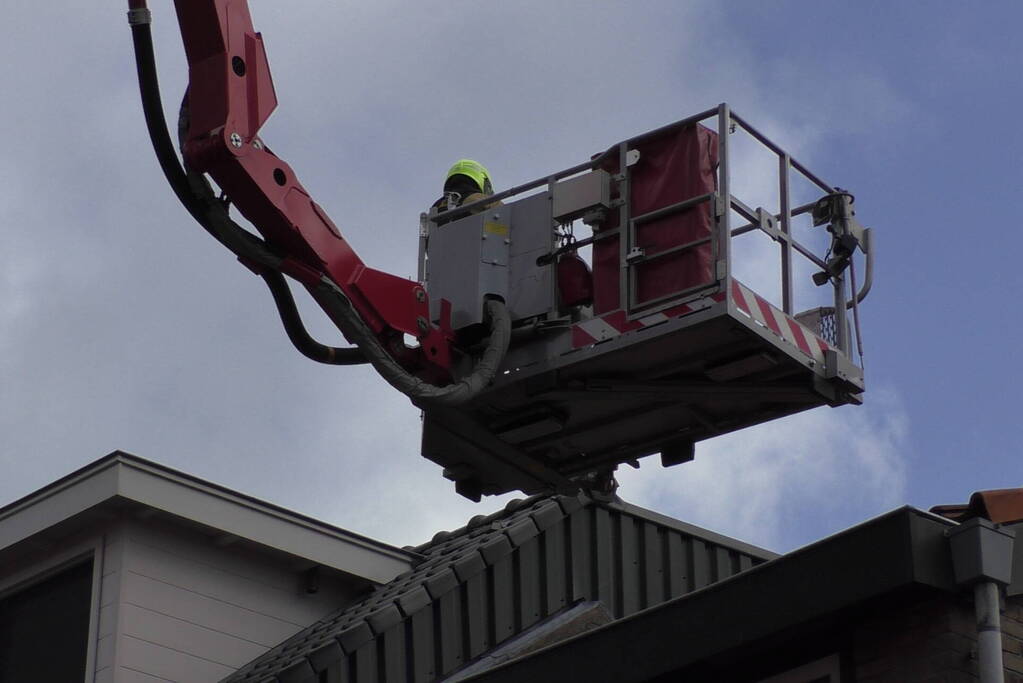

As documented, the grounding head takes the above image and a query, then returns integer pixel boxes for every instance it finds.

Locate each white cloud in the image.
[0,0,914,555]
[616,385,909,552]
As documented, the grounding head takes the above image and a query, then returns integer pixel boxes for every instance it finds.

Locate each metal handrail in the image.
[430,107,722,224]
[721,107,871,359]
[426,104,870,358]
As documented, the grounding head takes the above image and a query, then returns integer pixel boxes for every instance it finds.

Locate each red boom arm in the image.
[164,0,455,379]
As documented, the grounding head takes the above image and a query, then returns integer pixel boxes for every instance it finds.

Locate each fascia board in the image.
[0,454,414,585]
[0,459,121,552]
[114,459,412,584]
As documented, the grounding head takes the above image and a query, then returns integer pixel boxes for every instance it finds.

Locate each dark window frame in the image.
[0,539,104,683]
[756,654,842,683]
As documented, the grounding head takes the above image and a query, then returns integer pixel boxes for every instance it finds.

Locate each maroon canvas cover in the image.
[593,124,719,314]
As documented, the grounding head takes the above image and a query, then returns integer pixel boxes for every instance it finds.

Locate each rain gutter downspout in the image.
[946,517,1016,683]
[975,581,1004,683]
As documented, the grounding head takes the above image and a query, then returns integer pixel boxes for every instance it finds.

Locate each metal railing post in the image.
[779,154,793,314]
[547,176,559,317]
[417,212,429,284]
[717,104,732,288]
[833,273,850,354]
[618,142,631,312]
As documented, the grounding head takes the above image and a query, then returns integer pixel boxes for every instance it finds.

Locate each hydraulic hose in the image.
[128,10,280,271]
[850,227,873,308]
[312,286,511,407]
[130,8,366,366]
[261,271,367,365]
[127,6,511,404]
[128,13,194,219]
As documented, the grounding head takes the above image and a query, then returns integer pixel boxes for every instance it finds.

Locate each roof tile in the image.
[480,533,514,565]
[452,550,486,582]
[221,491,772,683]
[306,641,343,673]
[366,603,403,634]
[396,585,432,616]
[337,622,374,654]
[530,500,565,531]
[424,567,459,599]
[556,494,585,516]
[505,517,540,547]
[276,658,315,683]
[971,489,1023,524]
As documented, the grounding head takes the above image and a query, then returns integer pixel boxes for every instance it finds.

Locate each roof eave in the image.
[0,451,416,584]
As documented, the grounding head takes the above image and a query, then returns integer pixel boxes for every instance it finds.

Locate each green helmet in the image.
[445,159,493,195]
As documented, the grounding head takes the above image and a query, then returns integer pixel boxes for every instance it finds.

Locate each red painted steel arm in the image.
[170,0,454,378]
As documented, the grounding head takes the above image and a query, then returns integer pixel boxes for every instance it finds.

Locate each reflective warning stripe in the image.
[730,280,830,364]
[570,281,832,365]
[575,317,625,342]
[755,295,783,337]
[571,292,725,347]
[785,317,814,357]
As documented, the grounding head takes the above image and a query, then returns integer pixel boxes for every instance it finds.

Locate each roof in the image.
[469,506,962,683]
[0,451,415,584]
[223,493,776,683]
[930,488,1023,525]
[968,489,1023,524]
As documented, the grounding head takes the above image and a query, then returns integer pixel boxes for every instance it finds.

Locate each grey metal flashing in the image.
[607,499,778,559]
[1005,521,1023,596]
[469,506,959,683]
[445,601,613,682]
[222,493,772,683]
[0,451,416,585]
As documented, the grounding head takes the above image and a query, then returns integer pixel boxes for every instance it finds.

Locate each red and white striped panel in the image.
[730,279,831,364]
[571,292,726,347]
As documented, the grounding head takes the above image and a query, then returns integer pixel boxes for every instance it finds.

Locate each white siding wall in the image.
[95,527,125,683]
[97,517,366,683]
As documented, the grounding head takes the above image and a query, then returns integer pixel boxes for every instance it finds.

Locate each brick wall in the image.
[850,593,1023,683]
[1004,596,1023,682]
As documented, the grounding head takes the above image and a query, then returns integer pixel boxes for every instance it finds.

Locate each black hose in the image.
[130,16,366,365]
[129,10,510,402]
[261,271,367,365]
[130,19,279,269]
[312,283,512,407]
[129,21,195,216]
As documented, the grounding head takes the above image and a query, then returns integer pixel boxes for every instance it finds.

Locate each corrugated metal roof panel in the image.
[221,494,774,683]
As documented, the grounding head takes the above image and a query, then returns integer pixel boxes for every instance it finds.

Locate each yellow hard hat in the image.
[445,159,493,195]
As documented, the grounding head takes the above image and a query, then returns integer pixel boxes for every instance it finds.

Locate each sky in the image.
[2,1,1021,554]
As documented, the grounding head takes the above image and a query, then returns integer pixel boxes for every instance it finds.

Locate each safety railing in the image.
[426,103,869,360]
[720,105,869,361]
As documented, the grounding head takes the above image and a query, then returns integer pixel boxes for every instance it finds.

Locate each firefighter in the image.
[432,159,495,215]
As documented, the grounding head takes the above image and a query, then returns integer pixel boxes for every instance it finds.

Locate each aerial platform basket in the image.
[419,104,872,500]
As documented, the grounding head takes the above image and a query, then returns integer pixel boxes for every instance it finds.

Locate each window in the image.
[0,558,94,682]
[757,654,841,683]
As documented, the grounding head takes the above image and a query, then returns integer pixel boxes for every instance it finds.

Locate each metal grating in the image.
[794,306,837,346]
[221,495,774,683]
